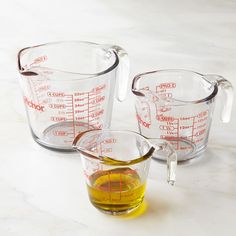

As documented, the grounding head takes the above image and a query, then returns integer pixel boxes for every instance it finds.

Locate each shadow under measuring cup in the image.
[132,69,233,162]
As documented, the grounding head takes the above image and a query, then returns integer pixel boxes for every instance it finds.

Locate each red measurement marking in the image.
[157,109,209,150]
[157,115,175,122]
[87,92,90,128]
[64,140,74,143]
[157,82,176,90]
[41,99,51,105]
[64,99,74,102]
[74,98,86,102]
[29,80,40,104]
[75,109,88,113]
[49,104,65,109]
[50,116,66,122]
[196,123,206,129]
[100,142,103,156]
[29,55,47,66]
[195,137,204,143]
[100,148,112,153]
[159,125,175,131]
[36,85,50,92]
[88,105,99,109]
[141,86,149,90]
[77,92,88,97]
[91,84,106,93]
[180,146,192,150]
[142,101,152,125]
[56,99,64,103]
[197,110,208,118]
[180,125,194,130]
[196,116,208,123]
[161,93,173,98]
[83,170,89,180]
[191,117,196,141]
[89,96,105,104]
[166,131,178,135]
[53,131,68,136]
[75,103,88,107]
[180,116,195,121]
[74,92,85,96]
[89,118,100,123]
[159,106,172,112]
[57,111,66,115]
[72,85,106,129]
[96,123,103,129]
[47,92,65,97]
[194,129,206,137]
[75,116,89,121]
[101,138,116,144]
[90,109,98,112]
[71,95,75,138]
[90,109,104,118]
[176,118,180,149]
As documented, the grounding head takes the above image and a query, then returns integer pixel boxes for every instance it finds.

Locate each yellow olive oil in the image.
[87,167,146,214]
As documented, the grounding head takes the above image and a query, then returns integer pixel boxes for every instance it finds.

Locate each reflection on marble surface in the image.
[0,0,236,235]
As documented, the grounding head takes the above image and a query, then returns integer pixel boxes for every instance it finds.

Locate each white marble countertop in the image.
[0,0,236,235]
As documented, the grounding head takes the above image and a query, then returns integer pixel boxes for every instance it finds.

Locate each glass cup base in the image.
[30,121,97,151]
[93,201,143,215]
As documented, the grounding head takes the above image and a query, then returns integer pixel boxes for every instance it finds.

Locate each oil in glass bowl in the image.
[87,167,146,215]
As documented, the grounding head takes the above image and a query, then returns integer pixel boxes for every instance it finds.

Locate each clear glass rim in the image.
[17,40,119,80]
[72,129,157,165]
[132,69,218,105]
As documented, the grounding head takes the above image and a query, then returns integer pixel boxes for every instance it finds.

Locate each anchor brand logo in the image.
[24,96,44,112]
[136,114,150,128]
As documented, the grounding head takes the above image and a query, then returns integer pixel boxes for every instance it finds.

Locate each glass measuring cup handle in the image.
[161,141,177,185]
[149,139,177,185]
[165,142,177,185]
[205,75,234,123]
[105,45,130,102]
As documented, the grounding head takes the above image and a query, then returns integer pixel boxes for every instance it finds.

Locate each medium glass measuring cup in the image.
[72,129,177,215]
[17,41,129,151]
[132,69,233,162]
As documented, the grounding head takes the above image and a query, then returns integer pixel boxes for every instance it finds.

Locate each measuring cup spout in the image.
[72,129,156,166]
[72,129,102,160]
[73,130,177,185]
[131,73,172,106]
[18,47,39,76]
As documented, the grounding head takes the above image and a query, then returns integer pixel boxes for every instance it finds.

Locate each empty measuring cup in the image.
[132,69,233,162]
[72,129,177,215]
[17,41,129,151]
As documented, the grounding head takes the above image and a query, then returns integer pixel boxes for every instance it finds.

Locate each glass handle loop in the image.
[205,74,233,123]
[105,45,130,102]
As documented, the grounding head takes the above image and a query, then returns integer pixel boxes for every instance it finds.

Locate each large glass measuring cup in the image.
[132,69,233,162]
[18,41,129,151]
[72,130,177,215]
